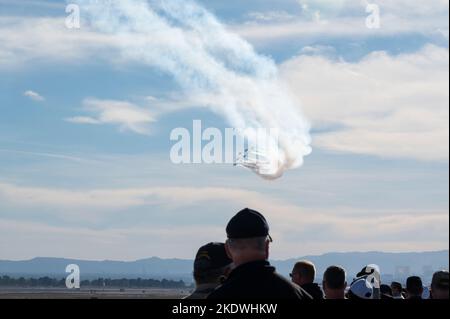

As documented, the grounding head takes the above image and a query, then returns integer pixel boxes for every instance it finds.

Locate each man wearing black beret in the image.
[208,208,312,300]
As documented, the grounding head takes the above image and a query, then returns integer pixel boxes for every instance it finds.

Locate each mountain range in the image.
[1,250,448,284]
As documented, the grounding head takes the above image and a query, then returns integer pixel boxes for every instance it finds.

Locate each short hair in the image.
[431,270,449,290]
[391,281,402,291]
[380,284,392,296]
[406,276,423,295]
[293,260,316,282]
[227,236,268,252]
[323,266,346,290]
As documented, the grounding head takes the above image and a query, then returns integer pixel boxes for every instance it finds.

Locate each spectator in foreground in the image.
[406,276,423,300]
[208,208,311,300]
[430,270,449,300]
[347,277,374,300]
[380,284,393,299]
[323,266,347,299]
[290,260,324,299]
[185,242,233,299]
[391,281,405,299]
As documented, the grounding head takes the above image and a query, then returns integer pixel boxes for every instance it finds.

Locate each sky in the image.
[0,0,448,261]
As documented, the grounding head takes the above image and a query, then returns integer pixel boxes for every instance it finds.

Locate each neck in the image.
[326,290,345,299]
[299,280,313,286]
[195,282,219,290]
[233,256,266,268]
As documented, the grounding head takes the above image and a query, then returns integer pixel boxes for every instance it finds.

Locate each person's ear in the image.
[225,241,233,260]
[264,240,270,259]
[224,265,233,277]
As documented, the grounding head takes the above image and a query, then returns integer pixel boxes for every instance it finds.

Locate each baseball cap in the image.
[432,270,449,289]
[226,208,272,240]
[357,264,381,279]
[194,242,232,271]
[349,277,374,299]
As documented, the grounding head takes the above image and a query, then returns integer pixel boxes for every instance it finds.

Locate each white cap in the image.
[350,277,374,299]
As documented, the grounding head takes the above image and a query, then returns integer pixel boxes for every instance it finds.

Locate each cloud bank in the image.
[66,99,155,135]
[239,0,449,43]
[281,44,449,161]
[0,182,447,260]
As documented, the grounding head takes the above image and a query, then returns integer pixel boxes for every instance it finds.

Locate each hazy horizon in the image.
[1,249,449,263]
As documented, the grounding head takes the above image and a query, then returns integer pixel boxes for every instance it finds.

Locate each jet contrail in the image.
[75,0,312,179]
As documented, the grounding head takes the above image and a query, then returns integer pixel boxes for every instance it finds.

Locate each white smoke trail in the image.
[75,0,312,179]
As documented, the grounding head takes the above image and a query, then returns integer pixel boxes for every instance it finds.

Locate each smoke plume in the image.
[75,0,312,179]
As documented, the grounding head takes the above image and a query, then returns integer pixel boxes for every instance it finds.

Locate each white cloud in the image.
[0,219,225,261]
[280,44,449,161]
[0,1,448,65]
[65,116,101,125]
[0,182,272,214]
[0,0,64,9]
[23,90,45,101]
[0,16,115,68]
[236,0,449,43]
[1,211,447,261]
[0,181,448,259]
[67,99,156,135]
[247,11,296,23]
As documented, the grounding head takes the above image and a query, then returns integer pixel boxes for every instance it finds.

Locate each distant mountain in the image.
[0,257,193,282]
[1,250,448,284]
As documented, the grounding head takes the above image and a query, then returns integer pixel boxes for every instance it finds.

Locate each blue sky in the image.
[0,0,448,261]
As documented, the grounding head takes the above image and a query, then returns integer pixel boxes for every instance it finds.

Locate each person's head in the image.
[356,264,381,299]
[225,208,272,267]
[193,242,233,286]
[406,276,423,299]
[380,284,393,298]
[348,277,374,300]
[323,266,347,299]
[431,270,449,300]
[291,260,316,286]
[391,281,403,297]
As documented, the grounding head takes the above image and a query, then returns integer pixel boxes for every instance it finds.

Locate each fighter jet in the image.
[234,148,283,180]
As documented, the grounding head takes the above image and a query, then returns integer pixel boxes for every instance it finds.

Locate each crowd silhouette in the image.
[185,208,449,300]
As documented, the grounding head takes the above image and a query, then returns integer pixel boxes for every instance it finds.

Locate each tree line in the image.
[0,275,187,288]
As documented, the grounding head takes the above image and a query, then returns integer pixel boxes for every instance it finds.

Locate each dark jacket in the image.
[301,283,324,300]
[184,283,218,300]
[207,260,312,300]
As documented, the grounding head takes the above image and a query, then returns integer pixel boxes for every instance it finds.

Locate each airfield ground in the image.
[0,288,190,299]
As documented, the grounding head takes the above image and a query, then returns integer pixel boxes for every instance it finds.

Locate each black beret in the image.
[226,208,271,240]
